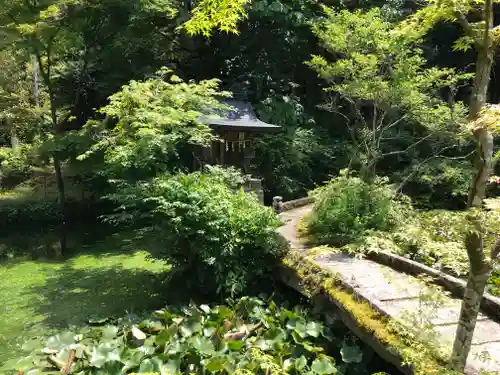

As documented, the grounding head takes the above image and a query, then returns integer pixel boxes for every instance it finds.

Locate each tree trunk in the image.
[450,9,495,370]
[53,154,67,257]
[450,228,491,371]
[467,45,494,208]
[50,100,67,257]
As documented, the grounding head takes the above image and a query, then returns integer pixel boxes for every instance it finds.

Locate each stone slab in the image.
[433,320,500,345]
[378,298,489,326]
[468,341,500,373]
[316,253,430,301]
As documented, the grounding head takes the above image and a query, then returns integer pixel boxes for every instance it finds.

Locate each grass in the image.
[0,225,172,365]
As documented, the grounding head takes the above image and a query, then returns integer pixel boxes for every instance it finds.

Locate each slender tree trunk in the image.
[467,45,494,208]
[50,100,67,257]
[450,5,495,369]
[450,227,491,371]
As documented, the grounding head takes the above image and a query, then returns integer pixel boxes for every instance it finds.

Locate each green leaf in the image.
[306,321,323,338]
[138,357,162,373]
[46,331,75,349]
[227,340,245,351]
[180,318,202,337]
[203,326,216,337]
[156,325,177,346]
[102,325,119,339]
[90,343,121,368]
[100,361,123,375]
[190,336,215,355]
[283,358,294,370]
[340,343,363,364]
[303,341,324,353]
[311,357,337,374]
[131,326,147,340]
[200,304,211,314]
[164,359,181,373]
[295,355,308,371]
[0,358,22,372]
[254,339,271,351]
[203,357,225,373]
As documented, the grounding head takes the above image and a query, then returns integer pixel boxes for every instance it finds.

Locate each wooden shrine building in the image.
[196,100,281,173]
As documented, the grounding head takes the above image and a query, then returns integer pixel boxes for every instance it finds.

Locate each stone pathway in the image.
[279,205,500,374]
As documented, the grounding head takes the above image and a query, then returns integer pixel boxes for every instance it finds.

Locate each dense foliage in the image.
[308,7,469,182]
[1,0,500,370]
[105,167,285,296]
[307,174,410,247]
[80,70,230,182]
[1,296,374,375]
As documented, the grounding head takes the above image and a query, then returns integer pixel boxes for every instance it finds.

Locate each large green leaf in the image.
[340,343,363,364]
[311,357,337,374]
[306,322,323,338]
[131,326,147,340]
[22,338,43,351]
[138,357,163,373]
[102,325,119,340]
[90,343,121,368]
[180,318,203,337]
[46,331,76,349]
[190,336,215,355]
[203,357,225,373]
[295,355,308,371]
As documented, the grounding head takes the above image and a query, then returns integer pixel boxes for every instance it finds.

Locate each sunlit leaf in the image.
[311,356,337,374]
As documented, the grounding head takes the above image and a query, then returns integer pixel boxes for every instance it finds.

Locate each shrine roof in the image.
[200,100,281,133]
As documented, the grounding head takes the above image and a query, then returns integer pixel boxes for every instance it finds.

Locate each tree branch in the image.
[377,114,407,148]
[381,133,432,157]
[455,11,475,39]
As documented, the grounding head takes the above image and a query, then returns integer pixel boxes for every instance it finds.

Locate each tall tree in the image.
[0,48,42,148]
[401,0,500,370]
[308,7,467,182]
[0,0,91,254]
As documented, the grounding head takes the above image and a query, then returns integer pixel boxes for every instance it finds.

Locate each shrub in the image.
[307,173,411,246]
[0,192,114,226]
[396,159,472,209]
[105,168,285,296]
[1,297,356,375]
[0,147,32,189]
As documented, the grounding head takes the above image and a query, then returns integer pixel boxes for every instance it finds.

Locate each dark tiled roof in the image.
[200,100,281,133]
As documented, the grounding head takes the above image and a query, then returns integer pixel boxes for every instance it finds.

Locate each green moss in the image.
[281,252,459,375]
[296,214,311,239]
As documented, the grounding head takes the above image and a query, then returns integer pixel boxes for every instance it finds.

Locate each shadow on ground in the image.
[0,225,178,363]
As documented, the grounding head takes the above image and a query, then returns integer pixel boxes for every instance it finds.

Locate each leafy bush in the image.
[0,194,114,226]
[307,173,411,246]
[105,168,285,296]
[0,146,32,189]
[1,296,370,375]
[79,69,230,181]
[340,209,500,296]
[391,210,500,278]
[396,159,472,209]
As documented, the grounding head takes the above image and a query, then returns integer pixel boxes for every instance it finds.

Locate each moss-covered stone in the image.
[280,252,459,375]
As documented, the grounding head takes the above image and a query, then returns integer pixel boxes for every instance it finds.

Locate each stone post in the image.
[272,196,283,214]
